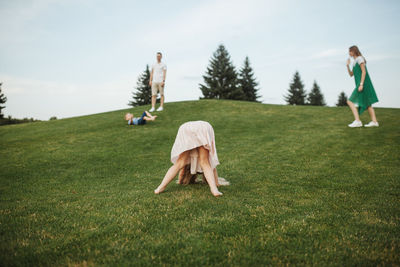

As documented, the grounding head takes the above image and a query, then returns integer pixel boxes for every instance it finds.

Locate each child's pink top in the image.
[171,121,219,174]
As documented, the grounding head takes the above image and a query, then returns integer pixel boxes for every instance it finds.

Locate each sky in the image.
[1,0,399,120]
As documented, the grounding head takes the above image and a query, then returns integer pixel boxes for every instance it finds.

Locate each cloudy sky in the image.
[1,0,399,120]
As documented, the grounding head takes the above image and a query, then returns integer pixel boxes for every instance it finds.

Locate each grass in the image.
[0,99,399,266]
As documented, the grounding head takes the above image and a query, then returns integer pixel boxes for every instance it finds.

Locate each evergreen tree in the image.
[238,56,260,102]
[336,91,348,106]
[307,81,326,106]
[0,83,7,118]
[284,71,306,105]
[129,65,151,107]
[200,44,244,100]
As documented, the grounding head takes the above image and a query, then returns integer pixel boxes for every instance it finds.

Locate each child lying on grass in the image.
[125,111,157,125]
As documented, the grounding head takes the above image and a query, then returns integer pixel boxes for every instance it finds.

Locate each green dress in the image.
[349,57,378,114]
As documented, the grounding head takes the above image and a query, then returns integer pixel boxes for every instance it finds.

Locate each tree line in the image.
[130,44,348,107]
[285,71,348,106]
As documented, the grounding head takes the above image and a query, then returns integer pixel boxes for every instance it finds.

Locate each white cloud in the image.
[0,0,96,44]
[138,0,282,49]
[367,54,400,61]
[0,0,55,43]
[311,48,344,59]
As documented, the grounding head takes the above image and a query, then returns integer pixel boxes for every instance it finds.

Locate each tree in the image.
[284,71,306,105]
[199,44,244,100]
[307,80,326,106]
[129,65,151,107]
[238,56,260,102]
[0,83,7,118]
[336,91,348,106]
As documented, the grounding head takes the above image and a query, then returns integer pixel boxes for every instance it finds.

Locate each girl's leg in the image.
[155,151,189,194]
[198,146,222,197]
[367,106,378,122]
[347,100,361,121]
[213,168,220,187]
[201,168,219,186]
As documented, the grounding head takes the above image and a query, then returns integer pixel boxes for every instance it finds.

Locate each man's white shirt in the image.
[152,62,167,83]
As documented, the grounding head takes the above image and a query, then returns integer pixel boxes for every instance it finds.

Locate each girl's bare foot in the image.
[154,186,165,194]
[211,190,223,197]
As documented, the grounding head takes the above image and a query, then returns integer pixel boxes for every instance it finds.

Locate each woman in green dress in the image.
[346,45,379,127]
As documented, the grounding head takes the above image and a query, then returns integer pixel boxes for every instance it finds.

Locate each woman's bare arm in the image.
[358,63,366,91]
[346,59,353,77]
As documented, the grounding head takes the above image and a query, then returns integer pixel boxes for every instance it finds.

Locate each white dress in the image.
[170,121,219,174]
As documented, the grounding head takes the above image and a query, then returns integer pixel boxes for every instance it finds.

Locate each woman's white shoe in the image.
[348,120,363,128]
[364,121,379,127]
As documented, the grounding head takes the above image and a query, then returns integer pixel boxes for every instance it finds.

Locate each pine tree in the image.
[307,81,326,106]
[336,91,348,106]
[199,44,244,100]
[238,56,260,102]
[129,65,151,107]
[285,71,307,105]
[0,83,7,119]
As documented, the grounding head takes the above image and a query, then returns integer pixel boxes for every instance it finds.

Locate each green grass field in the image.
[1,100,399,266]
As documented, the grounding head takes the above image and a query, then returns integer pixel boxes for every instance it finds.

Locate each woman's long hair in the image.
[178,165,230,186]
[349,45,366,63]
[178,165,205,184]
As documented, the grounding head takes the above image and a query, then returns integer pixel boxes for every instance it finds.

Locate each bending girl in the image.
[154,121,223,197]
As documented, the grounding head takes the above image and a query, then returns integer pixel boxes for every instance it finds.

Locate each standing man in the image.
[149,52,167,112]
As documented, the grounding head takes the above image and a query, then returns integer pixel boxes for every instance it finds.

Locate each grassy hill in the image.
[1,100,399,266]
